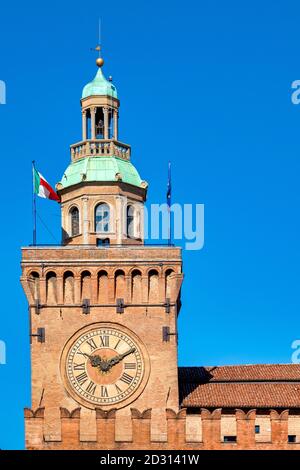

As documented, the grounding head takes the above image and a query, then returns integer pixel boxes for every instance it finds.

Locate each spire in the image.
[91,19,105,69]
[82,68,117,99]
[82,46,117,99]
[96,18,103,68]
[84,19,116,98]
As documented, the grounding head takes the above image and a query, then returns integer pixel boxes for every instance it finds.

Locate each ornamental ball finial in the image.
[96,57,104,67]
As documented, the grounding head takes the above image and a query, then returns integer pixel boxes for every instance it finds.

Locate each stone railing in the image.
[70,139,131,162]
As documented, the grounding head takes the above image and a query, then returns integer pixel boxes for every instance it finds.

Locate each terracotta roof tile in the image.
[179,364,300,383]
[179,365,300,409]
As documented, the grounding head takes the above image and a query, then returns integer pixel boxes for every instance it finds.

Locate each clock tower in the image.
[21,55,183,449]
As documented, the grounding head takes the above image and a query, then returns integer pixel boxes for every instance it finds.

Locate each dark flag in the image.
[167,161,171,208]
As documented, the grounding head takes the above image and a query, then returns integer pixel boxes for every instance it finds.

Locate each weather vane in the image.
[90,18,104,67]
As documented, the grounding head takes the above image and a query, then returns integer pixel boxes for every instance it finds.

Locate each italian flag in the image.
[33,166,60,202]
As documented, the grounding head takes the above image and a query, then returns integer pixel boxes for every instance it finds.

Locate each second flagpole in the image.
[32,161,37,246]
[167,161,172,246]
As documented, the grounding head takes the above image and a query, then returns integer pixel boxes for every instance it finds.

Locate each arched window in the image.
[64,271,75,303]
[165,269,175,299]
[95,203,110,233]
[29,271,40,300]
[115,269,125,299]
[70,207,79,237]
[81,270,91,300]
[132,270,142,303]
[148,269,159,302]
[98,270,108,303]
[46,271,57,304]
[127,205,135,238]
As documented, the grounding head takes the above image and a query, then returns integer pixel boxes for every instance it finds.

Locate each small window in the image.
[127,205,135,238]
[223,436,237,443]
[288,435,296,443]
[255,425,260,434]
[95,203,110,233]
[97,238,110,247]
[70,207,79,237]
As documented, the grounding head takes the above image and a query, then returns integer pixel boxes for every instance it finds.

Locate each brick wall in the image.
[24,407,300,450]
[21,246,184,446]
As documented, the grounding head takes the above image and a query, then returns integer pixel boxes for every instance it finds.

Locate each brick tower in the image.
[21,55,183,449]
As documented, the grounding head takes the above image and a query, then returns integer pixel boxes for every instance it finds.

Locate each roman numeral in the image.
[77,350,87,357]
[114,339,121,350]
[120,372,133,385]
[99,335,109,347]
[115,384,123,395]
[86,338,98,351]
[76,371,88,386]
[86,381,97,395]
[73,362,85,370]
[101,386,109,397]
[124,363,136,370]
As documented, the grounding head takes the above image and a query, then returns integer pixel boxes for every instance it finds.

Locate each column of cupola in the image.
[103,107,109,139]
[91,107,96,139]
[81,105,118,142]
[82,110,87,141]
[113,109,118,140]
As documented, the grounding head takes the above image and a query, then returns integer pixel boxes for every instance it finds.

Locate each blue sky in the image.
[1,0,300,449]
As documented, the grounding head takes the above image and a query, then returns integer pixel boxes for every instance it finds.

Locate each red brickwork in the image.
[24,407,300,450]
[21,245,300,450]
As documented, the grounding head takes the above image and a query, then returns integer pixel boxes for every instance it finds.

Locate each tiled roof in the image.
[179,365,300,409]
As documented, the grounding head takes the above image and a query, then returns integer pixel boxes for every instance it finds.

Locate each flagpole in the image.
[167,161,172,246]
[32,160,37,246]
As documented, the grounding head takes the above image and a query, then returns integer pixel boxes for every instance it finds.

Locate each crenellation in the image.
[23,407,300,449]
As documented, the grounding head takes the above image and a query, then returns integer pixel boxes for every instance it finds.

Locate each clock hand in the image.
[97,359,111,372]
[119,347,136,361]
[81,348,136,373]
[106,347,136,369]
[81,352,112,371]
[81,351,120,372]
[81,352,103,367]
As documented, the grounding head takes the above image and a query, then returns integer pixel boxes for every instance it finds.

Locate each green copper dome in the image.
[82,68,118,99]
[59,156,143,189]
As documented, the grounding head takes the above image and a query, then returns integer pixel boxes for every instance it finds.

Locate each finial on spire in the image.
[96,54,104,68]
[91,18,104,67]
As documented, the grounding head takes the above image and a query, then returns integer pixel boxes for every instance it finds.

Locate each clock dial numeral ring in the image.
[61,324,149,409]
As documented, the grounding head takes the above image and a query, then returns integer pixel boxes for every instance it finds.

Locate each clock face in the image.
[63,325,145,408]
